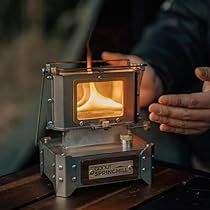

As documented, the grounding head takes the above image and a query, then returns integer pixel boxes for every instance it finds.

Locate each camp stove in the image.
[36,59,154,197]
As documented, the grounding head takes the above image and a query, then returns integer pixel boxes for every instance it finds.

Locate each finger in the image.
[159,124,208,135]
[101,51,142,66]
[101,51,129,65]
[149,112,210,129]
[148,103,210,122]
[158,92,210,108]
[101,51,126,60]
[195,67,210,81]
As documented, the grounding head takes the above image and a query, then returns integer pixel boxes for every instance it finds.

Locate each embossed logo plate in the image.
[88,160,133,180]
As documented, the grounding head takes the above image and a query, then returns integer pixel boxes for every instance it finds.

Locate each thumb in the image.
[195,67,210,81]
[203,81,210,92]
[195,67,210,92]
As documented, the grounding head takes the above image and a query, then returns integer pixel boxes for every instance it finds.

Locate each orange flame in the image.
[86,42,92,71]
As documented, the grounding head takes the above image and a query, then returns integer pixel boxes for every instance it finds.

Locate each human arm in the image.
[132,0,208,93]
[130,0,210,135]
[102,0,210,135]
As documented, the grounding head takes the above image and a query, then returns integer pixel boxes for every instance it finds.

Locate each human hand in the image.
[149,67,210,135]
[101,51,163,107]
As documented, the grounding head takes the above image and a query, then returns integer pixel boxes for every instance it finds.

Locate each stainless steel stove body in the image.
[37,60,154,197]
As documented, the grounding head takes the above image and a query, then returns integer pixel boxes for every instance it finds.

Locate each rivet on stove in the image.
[41,68,46,73]
[47,98,53,103]
[72,164,77,169]
[58,177,63,182]
[116,118,120,123]
[47,121,54,127]
[128,165,133,170]
[79,121,84,126]
[58,165,63,170]
[72,177,77,182]
[46,75,53,80]
[89,170,94,175]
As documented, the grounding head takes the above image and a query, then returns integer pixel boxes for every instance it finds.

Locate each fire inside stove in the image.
[44,46,141,129]
[76,80,124,120]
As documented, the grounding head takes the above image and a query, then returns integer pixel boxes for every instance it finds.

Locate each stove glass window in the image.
[76,80,124,120]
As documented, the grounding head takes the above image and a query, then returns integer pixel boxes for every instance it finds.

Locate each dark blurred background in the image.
[0,0,164,175]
